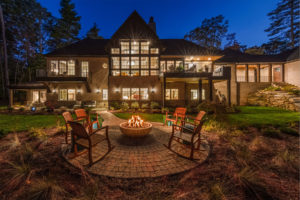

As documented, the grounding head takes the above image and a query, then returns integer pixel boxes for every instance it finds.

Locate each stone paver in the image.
[63,111,210,178]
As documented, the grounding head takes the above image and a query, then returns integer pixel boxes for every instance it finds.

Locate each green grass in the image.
[0,114,64,134]
[114,112,164,123]
[227,106,299,127]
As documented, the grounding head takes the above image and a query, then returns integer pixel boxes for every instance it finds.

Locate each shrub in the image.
[161,107,169,113]
[131,101,139,109]
[141,103,149,109]
[121,102,129,111]
[280,127,299,137]
[8,107,13,112]
[110,101,121,110]
[150,101,160,109]
[262,128,282,139]
[19,107,25,112]
[196,101,226,114]
[0,129,6,138]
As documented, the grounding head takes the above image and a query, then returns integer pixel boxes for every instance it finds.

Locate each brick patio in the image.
[63,111,210,178]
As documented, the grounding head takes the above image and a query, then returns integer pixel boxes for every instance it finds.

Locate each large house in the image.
[9,11,300,109]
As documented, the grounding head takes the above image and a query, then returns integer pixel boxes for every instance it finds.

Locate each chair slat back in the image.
[174,107,187,118]
[194,111,206,124]
[69,121,89,138]
[62,112,73,123]
[75,109,87,119]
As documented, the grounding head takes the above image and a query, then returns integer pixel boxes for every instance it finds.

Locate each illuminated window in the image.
[102,89,108,100]
[141,42,149,54]
[131,88,139,100]
[111,48,120,54]
[112,70,120,76]
[122,88,130,100]
[59,61,67,74]
[141,57,149,69]
[131,57,139,69]
[150,57,158,69]
[68,89,76,101]
[131,41,139,54]
[140,88,148,100]
[121,41,130,54]
[176,61,183,68]
[121,70,129,76]
[40,91,46,102]
[150,70,159,76]
[191,89,198,100]
[141,70,149,76]
[33,91,39,102]
[67,60,75,75]
[121,57,130,69]
[112,57,120,69]
[165,89,178,100]
[160,61,166,72]
[202,89,205,100]
[81,61,89,77]
[150,48,159,54]
[167,61,175,71]
[131,70,139,76]
[59,89,68,101]
[50,61,58,74]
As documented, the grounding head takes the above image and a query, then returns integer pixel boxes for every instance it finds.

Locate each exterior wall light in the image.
[77,89,82,93]
[115,88,120,93]
[52,89,57,93]
[151,88,156,93]
[208,57,212,61]
[96,88,101,94]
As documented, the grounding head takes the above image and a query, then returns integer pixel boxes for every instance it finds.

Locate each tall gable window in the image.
[121,41,130,54]
[111,48,120,54]
[110,39,159,76]
[59,61,67,75]
[141,42,149,54]
[131,41,139,54]
[50,61,58,75]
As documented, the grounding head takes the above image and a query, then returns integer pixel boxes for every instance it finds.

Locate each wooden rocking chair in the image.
[74,109,100,133]
[164,107,187,128]
[68,121,114,166]
[62,111,83,144]
[167,111,206,160]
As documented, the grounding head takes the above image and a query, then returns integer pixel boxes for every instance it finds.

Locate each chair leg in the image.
[74,143,78,156]
[65,125,68,144]
[88,147,93,166]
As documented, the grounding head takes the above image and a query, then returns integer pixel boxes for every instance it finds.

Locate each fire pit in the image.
[119,115,152,137]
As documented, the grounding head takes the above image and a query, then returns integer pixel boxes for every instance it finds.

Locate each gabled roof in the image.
[109,11,159,42]
[46,38,109,57]
[160,39,220,55]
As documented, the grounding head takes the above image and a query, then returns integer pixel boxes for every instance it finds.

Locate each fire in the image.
[128,115,144,128]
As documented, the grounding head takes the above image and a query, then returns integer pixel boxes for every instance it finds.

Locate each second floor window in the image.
[59,61,67,75]
[81,61,89,77]
[67,60,75,75]
[121,57,130,69]
[50,61,58,74]
[121,41,130,54]
[141,42,149,54]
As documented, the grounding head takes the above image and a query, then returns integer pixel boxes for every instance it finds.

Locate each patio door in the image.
[273,67,281,82]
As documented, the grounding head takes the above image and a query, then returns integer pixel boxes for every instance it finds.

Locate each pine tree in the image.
[86,23,103,39]
[49,0,81,49]
[265,0,300,53]
[184,15,229,51]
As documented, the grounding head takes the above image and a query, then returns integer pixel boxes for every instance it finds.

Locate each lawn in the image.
[0,114,63,134]
[227,106,299,127]
[113,106,299,128]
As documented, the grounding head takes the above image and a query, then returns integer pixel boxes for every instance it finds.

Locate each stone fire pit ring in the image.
[119,122,152,137]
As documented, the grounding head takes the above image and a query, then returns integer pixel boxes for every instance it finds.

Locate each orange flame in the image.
[128,115,144,128]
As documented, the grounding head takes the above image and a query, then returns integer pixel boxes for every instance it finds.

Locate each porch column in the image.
[282,64,285,82]
[227,79,231,105]
[163,76,166,108]
[269,64,273,83]
[198,79,202,103]
[257,64,261,82]
[209,78,213,101]
[245,64,249,82]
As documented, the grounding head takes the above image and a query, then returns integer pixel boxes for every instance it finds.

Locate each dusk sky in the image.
[38,0,278,47]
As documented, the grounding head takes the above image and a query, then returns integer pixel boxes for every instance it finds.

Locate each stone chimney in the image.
[148,16,156,33]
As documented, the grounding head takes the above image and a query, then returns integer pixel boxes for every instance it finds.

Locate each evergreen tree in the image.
[49,0,81,49]
[184,15,228,51]
[265,0,300,54]
[86,23,103,39]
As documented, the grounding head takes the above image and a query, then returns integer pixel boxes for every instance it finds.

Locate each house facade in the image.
[9,11,300,109]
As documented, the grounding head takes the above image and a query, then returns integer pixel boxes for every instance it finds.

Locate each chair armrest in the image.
[89,125,108,136]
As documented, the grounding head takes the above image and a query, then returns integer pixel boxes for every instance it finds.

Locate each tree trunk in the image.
[290,0,295,48]
[0,5,10,106]
[0,46,5,99]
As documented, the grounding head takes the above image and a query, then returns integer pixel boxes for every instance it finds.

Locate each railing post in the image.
[257,64,261,82]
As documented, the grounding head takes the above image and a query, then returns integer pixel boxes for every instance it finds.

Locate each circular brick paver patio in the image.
[63,111,210,178]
